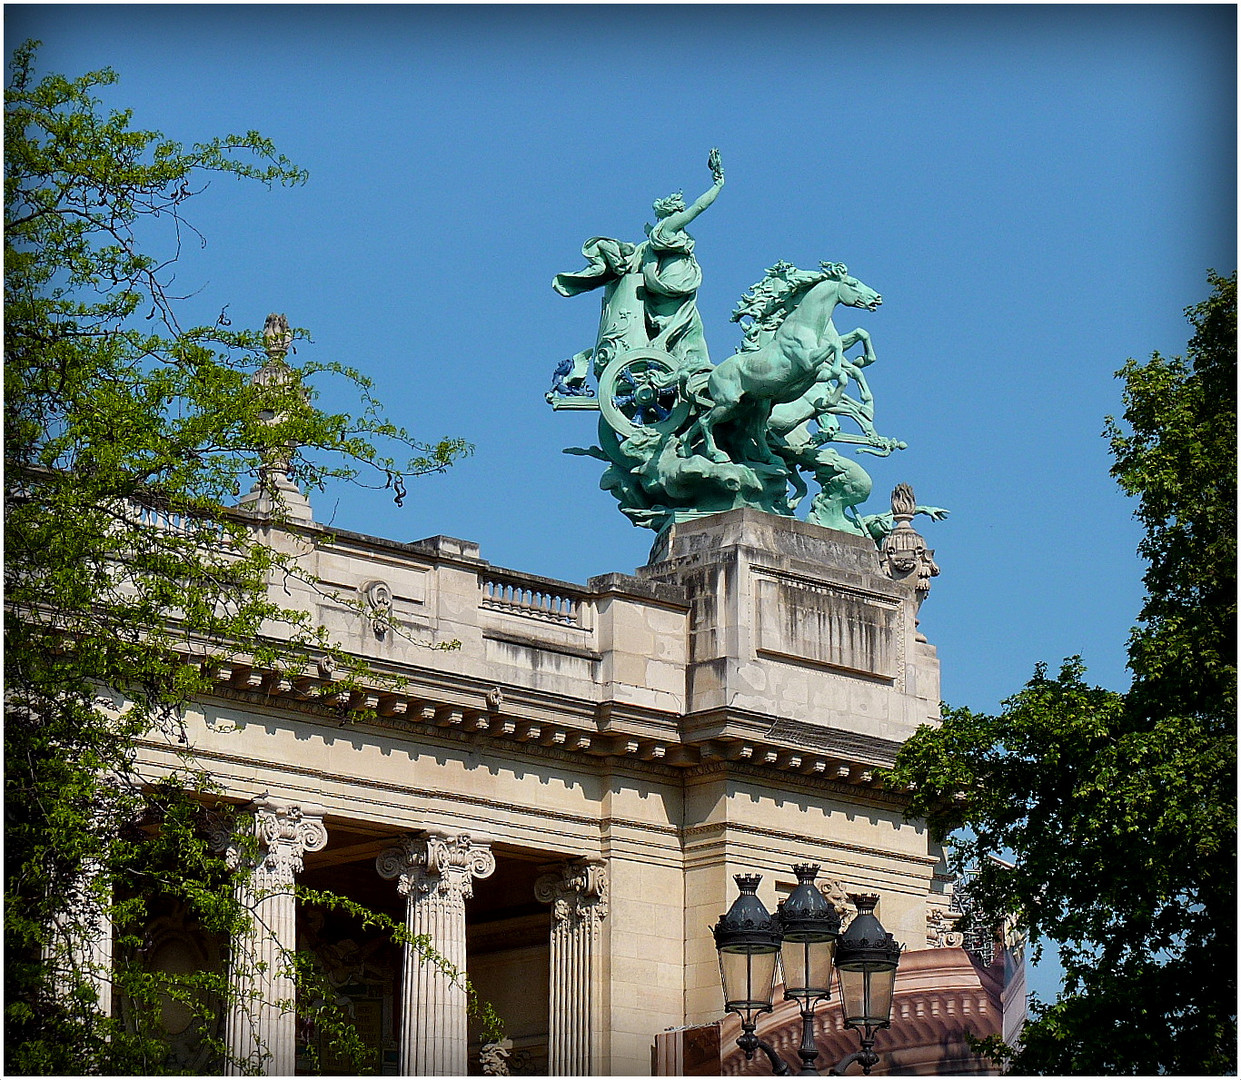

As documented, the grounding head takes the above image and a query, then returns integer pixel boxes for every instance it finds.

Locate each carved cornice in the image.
[141,742,683,846]
[170,651,920,800]
[483,628,601,662]
[681,820,942,868]
[680,763,909,813]
[376,829,496,901]
[750,564,906,605]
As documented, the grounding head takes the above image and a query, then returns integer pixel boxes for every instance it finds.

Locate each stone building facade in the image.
[119,502,1022,1074]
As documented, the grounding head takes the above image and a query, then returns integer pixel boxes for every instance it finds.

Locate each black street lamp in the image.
[712,874,789,1075]
[712,870,902,1076]
[832,894,902,1076]
[777,865,840,1075]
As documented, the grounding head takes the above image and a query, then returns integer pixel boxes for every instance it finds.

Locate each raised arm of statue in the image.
[656,149,725,234]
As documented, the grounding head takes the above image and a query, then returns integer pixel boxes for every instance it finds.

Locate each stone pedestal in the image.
[376,830,495,1076]
[642,507,940,742]
[214,798,327,1075]
[237,468,314,524]
[535,859,609,1075]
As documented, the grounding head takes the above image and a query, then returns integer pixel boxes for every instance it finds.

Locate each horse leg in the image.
[783,450,809,511]
[683,370,746,464]
[747,406,783,466]
[787,466,808,512]
[694,405,733,464]
[838,327,876,368]
[680,405,732,463]
[829,396,879,439]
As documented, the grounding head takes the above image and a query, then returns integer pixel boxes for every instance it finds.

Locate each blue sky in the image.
[9,3,1235,1005]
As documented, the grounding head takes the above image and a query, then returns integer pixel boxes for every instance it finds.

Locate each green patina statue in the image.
[548,150,945,547]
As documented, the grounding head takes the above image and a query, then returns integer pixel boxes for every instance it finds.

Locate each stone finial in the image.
[881,483,940,613]
[262,312,293,360]
[238,312,314,523]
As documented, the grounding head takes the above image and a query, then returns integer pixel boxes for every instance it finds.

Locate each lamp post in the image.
[712,870,902,1076]
[777,865,840,1075]
[831,894,902,1076]
[712,874,791,1076]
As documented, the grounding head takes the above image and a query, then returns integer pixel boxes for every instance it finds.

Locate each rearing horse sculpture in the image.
[680,262,882,465]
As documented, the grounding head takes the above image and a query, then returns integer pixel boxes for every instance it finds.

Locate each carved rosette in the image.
[204,810,241,868]
[534,859,609,928]
[376,830,496,905]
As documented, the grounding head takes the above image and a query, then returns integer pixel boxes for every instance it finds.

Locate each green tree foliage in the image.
[4,42,488,1073]
[889,272,1236,1074]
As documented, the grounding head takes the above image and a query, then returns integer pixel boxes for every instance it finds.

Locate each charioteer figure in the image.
[545,151,945,562]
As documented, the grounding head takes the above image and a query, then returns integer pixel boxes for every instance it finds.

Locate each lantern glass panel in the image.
[719,946,779,1014]
[837,965,896,1029]
[780,937,835,1003]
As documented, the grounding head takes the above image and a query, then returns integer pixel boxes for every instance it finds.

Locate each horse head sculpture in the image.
[820,262,882,313]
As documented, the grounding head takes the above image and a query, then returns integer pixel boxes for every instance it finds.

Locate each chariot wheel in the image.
[597,348,691,439]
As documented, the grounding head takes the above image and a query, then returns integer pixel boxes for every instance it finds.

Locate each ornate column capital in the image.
[535,858,609,926]
[208,797,327,889]
[376,829,496,901]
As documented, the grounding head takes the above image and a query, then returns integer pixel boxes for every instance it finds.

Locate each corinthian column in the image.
[46,855,113,1019]
[212,798,327,1075]
[376,830,495,1076]
[534,859,609,1075]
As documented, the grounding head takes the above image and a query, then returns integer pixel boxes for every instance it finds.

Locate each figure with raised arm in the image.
[639,148,724,367]
[551,150,724,391]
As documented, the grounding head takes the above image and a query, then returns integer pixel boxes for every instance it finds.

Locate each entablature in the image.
[190,653,913,799]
